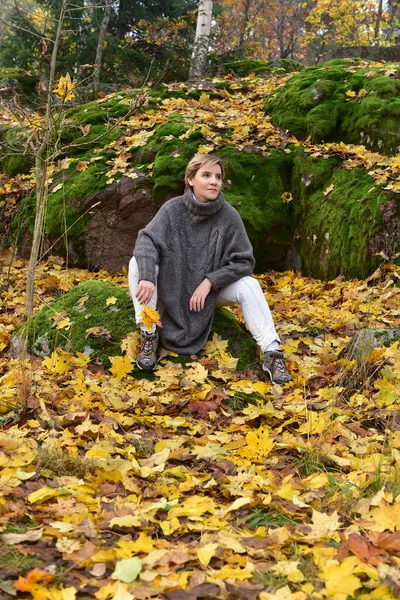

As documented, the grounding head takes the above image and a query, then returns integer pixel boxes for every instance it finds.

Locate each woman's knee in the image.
[237,276,262,299]
[128,256,139,277]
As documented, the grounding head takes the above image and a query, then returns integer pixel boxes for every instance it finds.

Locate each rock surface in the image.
[343,328,400,360]
[265,58,400,155]
[19,280,258,371]
[81,174,157,271]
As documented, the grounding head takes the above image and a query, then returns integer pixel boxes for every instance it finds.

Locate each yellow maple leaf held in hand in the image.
[53,73,77,102]
[140,305,162,332]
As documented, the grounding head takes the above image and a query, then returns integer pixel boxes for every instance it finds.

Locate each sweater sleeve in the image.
[205,210,255,289]
[133,204,170,284]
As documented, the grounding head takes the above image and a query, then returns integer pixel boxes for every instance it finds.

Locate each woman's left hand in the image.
[190,278,212,312]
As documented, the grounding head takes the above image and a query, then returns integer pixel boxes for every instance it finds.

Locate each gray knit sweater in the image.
[133,189,255,354]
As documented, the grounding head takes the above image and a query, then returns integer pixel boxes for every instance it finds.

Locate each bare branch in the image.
[0,17,55,43]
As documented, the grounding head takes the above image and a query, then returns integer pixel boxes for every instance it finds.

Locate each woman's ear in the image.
[187,178,193,187]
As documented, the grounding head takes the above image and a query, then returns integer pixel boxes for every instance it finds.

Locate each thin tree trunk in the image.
[25,0,68,320]
[238,0,251,51]
[386,0,400,42]
[188,0,213,81]
[374,0,383,39]
[116,0,128,39]
[93,3,111,96]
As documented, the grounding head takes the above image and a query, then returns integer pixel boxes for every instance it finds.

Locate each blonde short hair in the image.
[184,154,225,188]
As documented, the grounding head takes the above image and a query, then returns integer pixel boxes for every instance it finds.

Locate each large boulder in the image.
[0,68,38,100]
[72,174,156,271]
[8,69,400,280]
[265,58,400,155]
[20,280,258,371]
[290,149,400,279]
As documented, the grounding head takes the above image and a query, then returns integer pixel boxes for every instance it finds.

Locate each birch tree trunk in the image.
[24,0,68,320]
[188,0,213,81]
[93,3,111,96]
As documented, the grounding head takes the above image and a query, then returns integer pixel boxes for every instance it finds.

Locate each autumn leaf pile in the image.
[1,250,400,599]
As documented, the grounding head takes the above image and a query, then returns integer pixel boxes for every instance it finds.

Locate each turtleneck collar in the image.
[182,187,225,217]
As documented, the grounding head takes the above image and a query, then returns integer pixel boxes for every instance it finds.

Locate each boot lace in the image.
[140,335,156,357]
[265,351,288,375]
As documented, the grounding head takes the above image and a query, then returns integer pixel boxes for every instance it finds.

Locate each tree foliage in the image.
[213,0,400,63]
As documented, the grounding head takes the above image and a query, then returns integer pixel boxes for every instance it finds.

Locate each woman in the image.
[128,154,291,385]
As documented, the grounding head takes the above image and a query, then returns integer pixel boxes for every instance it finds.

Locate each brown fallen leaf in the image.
[346,532,386,566]
[165,584,220,600]
[369,530,400,553]
[226,582,266,600]
[188,400,220,418]
[85,326,112,341]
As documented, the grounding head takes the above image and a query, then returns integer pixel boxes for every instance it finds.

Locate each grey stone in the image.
[342,328,400,361]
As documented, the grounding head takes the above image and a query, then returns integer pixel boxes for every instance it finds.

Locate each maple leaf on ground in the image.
[120,331,139,359]
[303,509,342,541]
[188,399,221,419]
[106,296,118,306]
[15,568,52,599]
[369,531,400,553]
[109,355,133,379]
[85,326,112,340]
[140,305,162,332]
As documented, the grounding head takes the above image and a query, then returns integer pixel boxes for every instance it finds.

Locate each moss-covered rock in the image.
[22,280,258,371]
[290,148,396,279]
[0,127,33,177]
[0,68,38,99]
[265,59,400,155]
[222,59,303,77]
[220,147,294,271]
[133,123,295,271]
[132,115,203,201]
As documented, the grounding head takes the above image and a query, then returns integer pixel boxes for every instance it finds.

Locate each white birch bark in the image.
[188,0,213,81]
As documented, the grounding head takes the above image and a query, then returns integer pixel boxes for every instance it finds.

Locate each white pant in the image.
[128,257,280,353]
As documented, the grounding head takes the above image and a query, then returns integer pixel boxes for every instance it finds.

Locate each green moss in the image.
[270,58,305,73]
[219,146,294,271]
[0,67,38,98]
[291,148,387,279]
[22,281,258,372]
[223,59,303,77]
[223,59,274,77]
[44,153,113,239]
[61,122,122,153]
[22,281,135,364]
[211,308,258,371]
[225,391,260,410]
[265,59,400,154]
[0,127,32,177]
[132,115,204,201]
[65,94,134,126]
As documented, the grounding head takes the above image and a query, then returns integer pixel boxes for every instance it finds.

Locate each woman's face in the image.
[188,163,222,203]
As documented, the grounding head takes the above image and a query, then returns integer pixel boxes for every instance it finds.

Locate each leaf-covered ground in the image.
[2,253,400,599]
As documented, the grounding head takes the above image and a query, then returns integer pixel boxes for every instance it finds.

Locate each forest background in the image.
[1,0,400,87]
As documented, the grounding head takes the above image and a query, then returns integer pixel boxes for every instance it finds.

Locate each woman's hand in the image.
[136,280,155,305]
[190,278,212,312]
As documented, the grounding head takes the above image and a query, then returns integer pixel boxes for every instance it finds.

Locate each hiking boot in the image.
[262,350,292,385]
[136,330,158,372]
